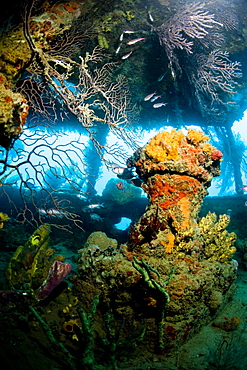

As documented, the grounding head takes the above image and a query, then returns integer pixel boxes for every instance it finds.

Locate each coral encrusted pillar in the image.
[127,129,223,257]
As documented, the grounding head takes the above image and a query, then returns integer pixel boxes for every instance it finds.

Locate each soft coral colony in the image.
[4,129,238,368]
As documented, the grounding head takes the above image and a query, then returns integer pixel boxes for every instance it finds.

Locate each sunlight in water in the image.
[114,217,132,230]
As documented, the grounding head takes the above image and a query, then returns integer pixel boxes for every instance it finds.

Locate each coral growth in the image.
[5,224,67,292]
[0,2,82,148]
[0,212,8,229]
[2,129,238,369]
[198,213,237,262]
[0,74,29,147]
[128,129,226,257]
[102,178,142,205]
[75,129,237,359]
[84,231,118,251]
[213,316,241,331]
[28,2,82,49]
[145,129,184,162]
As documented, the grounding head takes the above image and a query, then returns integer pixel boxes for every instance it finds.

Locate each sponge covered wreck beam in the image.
[0,1,83,149]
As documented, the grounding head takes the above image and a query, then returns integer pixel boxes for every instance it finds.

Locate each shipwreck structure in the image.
[4,129,238,369]
[76,129,237,363]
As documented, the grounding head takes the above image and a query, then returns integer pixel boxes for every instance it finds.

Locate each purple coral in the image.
[34,261,72,301]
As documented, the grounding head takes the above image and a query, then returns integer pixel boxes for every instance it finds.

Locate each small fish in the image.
[111,165,126,175]
[82,203,105,212]
[245,201,247,207]
[46,209,69,218]
[157,72,167,82]
[171,69,176,80]
[153,102,168,108]
[115,44,122,54]
[90,213,104,222]
[89,245,100,252]
[148,11,154,23]
[124,30,136,34]
[121,51,133,60]
[76,193,87,200]
[38,208,69,218]
[117,168,134,180]
[126,37,146,45]
[110,162,122,168]
[119,31,136,42]
[116,181,125,190]
[38,209,48,216]
[144,92,156,101]
[150,95,162,102]
[0,290,29,296]
[242,185,247,191]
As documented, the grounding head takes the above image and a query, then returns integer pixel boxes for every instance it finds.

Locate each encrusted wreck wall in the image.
[0,1,82,148]
[77,129,237,358]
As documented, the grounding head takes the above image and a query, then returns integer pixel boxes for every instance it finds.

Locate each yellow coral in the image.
[29,225,51,277]
[202,142,215,154]
[5,224,51,289]
[30,234,42,246]
[198,213,237,262]
[98,34,109,49]
[5,245,23,284]
[0,212,9,222]
[160,233,175,254]
[187,129,209,145]
[145,129,184,162]
[124,10,135,21]
[0,212,8,228]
